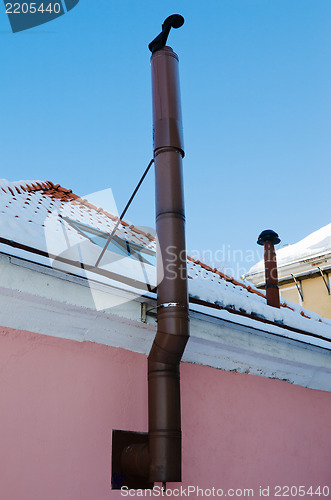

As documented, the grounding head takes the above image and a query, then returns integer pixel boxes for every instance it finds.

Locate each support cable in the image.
[291,273,304,302]
[95,158,154,268]
[317,267,330,295]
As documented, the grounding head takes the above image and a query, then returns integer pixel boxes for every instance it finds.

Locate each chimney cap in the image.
[149,14,185,54]
[257,229,281,246]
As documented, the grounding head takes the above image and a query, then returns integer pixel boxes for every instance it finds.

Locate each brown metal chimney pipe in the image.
[148,40,189,483]
[257,229,281,308]
[117,17,189,488]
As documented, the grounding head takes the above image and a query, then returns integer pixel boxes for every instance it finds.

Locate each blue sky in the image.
[1,0,330,276]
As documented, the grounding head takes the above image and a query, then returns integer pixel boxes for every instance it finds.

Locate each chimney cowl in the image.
[257,229,281,246]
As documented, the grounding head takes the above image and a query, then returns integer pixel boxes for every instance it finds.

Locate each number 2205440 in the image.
[274,485,329,497]
[6,3,61,14]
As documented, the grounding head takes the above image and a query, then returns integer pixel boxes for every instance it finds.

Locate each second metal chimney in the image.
[257,229,281,308]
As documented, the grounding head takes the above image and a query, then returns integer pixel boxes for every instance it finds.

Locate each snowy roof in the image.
[0,179,331,349]
[248,223,331,275]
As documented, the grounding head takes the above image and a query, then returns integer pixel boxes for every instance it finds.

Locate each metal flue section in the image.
[148,21,189,483]
[112,15,189,489]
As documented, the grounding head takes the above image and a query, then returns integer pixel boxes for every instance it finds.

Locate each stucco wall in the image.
[300,276,331,319]
[0,326,330,500]
[280,276,331,319]
[279,285,300,305]
[250,272,331,320]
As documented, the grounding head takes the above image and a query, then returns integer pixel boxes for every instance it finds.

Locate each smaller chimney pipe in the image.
[257,229,281,308]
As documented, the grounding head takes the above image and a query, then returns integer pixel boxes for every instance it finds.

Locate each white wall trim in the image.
[0,252,331,392]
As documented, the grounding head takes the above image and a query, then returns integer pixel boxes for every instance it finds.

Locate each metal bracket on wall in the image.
[317,267,330,295]
[291,273,304,302]
[141,302,147,323]
[140,303,158,323]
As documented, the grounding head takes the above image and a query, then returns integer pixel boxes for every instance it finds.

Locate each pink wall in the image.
[0,326,330,500]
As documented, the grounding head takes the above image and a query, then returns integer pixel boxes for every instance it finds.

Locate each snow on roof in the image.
[0,179,331,347]
[248,223,331,275]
